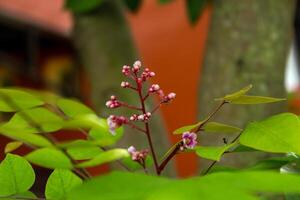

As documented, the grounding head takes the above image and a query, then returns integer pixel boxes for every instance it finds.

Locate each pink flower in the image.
[162,92,176,103]
[182,132,197,149]
[107,115,128,135]
[105,95,121,108]
[127,146,149,161]
[122,65,131,76]
[149,84,160,93]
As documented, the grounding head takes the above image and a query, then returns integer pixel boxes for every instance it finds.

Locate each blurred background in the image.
[0,0,299,184]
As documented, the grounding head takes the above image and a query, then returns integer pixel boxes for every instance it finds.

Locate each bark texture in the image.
[198,0,296,170]
[72,1,175,176]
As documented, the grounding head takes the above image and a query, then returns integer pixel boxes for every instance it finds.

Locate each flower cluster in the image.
[105,60,177,161]
[127,146,149,162]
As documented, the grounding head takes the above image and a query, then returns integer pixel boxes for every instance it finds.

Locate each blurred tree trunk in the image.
[198,0,296,170]
[71,1,175,176]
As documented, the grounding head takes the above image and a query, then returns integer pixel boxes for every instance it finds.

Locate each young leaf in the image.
[216,85,253,102]
[186,0,210,24]
[195,142,237,161]
[65,0,104,13]
[0,89,44,112]
[76,149,129,168]
[173,121,202,134]
[4,141,23,154]
[123,0,142,12]
[0,154,35,196]
[229,95,285,104]
[240,113,300,155]
[203,122,242,133]
[57,98,95,118]
[25,148,73,169]
[45,169,82,200]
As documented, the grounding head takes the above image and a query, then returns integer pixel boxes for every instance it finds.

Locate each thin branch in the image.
[126,122,147,134]
[119,102,142,111]
[158,141,182,175]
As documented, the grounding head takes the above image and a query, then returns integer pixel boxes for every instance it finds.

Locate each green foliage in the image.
[45,169,82,200]
[67,171,300,200]
[65,0,104,13]
[0,89,43,112]
[240,113,300,154]
[202,122,242,133]
[173,121,202,134]
[25,148,73,169]
[76,149,129,168]
[0,154,35,197]
[57,98,95,118]
[195,142,237,161]
[186,0,210,24]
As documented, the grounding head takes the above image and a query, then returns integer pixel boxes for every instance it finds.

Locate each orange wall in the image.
[128,0,212,177]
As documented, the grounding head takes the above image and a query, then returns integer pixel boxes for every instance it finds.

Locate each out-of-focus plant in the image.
[1,61,300,199]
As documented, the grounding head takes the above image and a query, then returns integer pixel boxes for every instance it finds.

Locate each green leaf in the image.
[67,146,102,160]
[45,169,82,200]
[196,142,237,161]
[203,122,242,133]
[216,85,253,101]
[240,113,300,154]
[0,124,52,147]
[4,141,23,154]
[186,0,210,24]
[0,89,44,112]
[123,0,142,12]
[0,154,35,196]
[245,157,295,171]
[229,95,285,104]
[1,191,37,200]
[76,149,129,168]
[57,98,95,118]
[122,156,153,171]
[232,145,258,153]
[62,114,106,130]
[173,121,202,134]
[25,148,72,169]
[65,0,104,13]
[88,119,123,146]
[67,171,300,200]
[3,107,64,133]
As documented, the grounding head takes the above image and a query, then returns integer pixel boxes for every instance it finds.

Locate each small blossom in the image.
[182,132,197,149]
[162,92,176,103]
[127,146,136,154]
[132,60,142,73]
[141,68,155,81]
[105,95,121,108]
[107,115,128,135]
[122,65,131,76]
[137,112,151,122]
[149,84,160,93]
[121,81,130,88]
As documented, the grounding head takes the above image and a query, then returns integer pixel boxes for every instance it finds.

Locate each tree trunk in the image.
[71,1,175,176]
[198,0,296,170]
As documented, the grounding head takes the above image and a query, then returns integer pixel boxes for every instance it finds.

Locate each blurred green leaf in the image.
[196,142,237,161]
[122,155,153,171]
[65,0,104,13]
[76,149,129,168]
[0,124,52,147]
[4,141,23,154]
[57,98,95,118]
[229,95,285,104]
[186,0,210,24]
[88,119,123,146]
[123,0,142,12]
[67,171,300,200]
[0,154,35,196]
[67,145,103,160]
[203,122,242,133]
[3,107,63,133]
[45,169,82,200]
[25,148,72,169]
[245,157,295,171]
[240,113,300,154]
[0,89,44,112]
[232,145,258,153]
[173,121,202,134]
